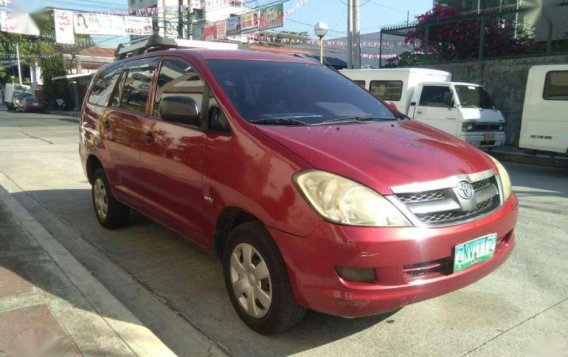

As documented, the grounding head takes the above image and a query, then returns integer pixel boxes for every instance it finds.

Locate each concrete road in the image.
[1,110,567,357]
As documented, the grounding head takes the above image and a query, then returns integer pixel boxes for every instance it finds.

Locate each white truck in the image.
[519,64,568,155]
[341,68,506,148]
[4,83,32,110]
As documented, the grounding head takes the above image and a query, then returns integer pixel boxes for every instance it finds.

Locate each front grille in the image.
[471,123,503,131]
[394,173,501,226]
[420,196,499,225]
[397,190,445,204]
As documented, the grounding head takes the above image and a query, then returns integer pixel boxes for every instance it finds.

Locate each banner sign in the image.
[240,11,258,32]
[215,19,227,40]
[54,9,75,44]
[73,12,125,35]
[259,4,284,31]
[226,16,241,36]
[0,11,40,36]
[124,16,153,36]
[203,22,217,40]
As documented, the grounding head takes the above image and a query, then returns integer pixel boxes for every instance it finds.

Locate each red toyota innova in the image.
[79,45,517,334]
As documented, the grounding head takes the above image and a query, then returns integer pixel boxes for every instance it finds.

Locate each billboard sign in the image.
[226,16,241,36]
[259,4,284,31]
[240,11,258,32]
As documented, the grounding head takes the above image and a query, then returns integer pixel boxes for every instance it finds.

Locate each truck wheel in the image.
[92,168,129,229]
[223,221,306,335]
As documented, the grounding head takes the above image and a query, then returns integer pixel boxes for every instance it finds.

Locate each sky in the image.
[11,0,433,44]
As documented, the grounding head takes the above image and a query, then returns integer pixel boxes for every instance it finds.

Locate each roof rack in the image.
[114,35,178,60]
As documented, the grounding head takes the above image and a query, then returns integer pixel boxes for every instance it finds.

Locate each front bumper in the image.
[460,132,506,148]
[270,194,518,317]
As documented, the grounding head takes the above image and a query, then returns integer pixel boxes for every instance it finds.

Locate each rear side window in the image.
[543,71,568,100]
[88,65,121,106]
[120,58,159,114]
[370,80,403,101]
[153,59,205,127]
[419,86,453,107]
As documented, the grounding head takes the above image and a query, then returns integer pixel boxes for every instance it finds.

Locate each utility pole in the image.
[353,0,361,68]
[178,0,184,38]
[16,43,22,85]
[347,0,353,68]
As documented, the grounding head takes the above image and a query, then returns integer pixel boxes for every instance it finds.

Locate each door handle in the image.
[416,111,423,114]
[143,132,155,144]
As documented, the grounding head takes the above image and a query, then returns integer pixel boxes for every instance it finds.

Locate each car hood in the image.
[256,120,496,194]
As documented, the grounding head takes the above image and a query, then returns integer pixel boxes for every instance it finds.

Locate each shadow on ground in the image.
[9,187,398,356]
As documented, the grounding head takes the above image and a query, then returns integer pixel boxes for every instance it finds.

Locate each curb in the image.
[0,173,178,357]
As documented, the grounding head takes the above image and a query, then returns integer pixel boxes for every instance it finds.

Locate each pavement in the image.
[0,110,568,357]
[0,171,177,356]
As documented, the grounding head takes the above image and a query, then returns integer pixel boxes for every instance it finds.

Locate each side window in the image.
[370,80,402,101]
[543,71,568,100]
[154,59,205,127]
[109,71,126,108]
[88,65,121,106]
[419,86,453,107]
[352,80,366,88]
[120,58,159,114]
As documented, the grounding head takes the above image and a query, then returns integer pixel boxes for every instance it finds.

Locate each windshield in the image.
[454,85,495,109]
[206,60,396,125]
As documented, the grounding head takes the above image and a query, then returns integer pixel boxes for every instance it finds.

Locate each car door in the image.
[92,64,140,191]
[137,58,208,243]
[102,59,159,203]
[414,85,460,136]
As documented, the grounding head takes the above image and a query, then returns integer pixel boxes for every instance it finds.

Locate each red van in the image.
[79,43,517,334]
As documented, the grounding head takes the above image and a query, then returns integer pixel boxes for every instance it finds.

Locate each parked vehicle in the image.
[341,68,506,148]
[21,96,46,113]
[13,92,34,111]
[80,39,518,334]
[519,64,568,155]
[4,83,32,110]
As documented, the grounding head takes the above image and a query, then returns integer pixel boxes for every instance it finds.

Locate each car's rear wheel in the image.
[223,221,306,334]
[92,168,129,229]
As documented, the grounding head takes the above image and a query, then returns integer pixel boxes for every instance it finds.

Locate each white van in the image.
[519,64,568,154]
[342,68,506,148]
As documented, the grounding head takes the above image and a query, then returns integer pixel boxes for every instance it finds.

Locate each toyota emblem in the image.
[455,181,474,200]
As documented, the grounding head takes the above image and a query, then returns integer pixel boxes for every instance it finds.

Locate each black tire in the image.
[223,221,306,335]
[92,168,129,229]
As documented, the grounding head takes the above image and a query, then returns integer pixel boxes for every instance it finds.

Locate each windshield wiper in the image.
[249,118,309,126]
[316,115,395,125]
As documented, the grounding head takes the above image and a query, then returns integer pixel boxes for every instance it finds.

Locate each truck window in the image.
[369,81,402,101]
[543,71,568,100]
[352,80,366,88]
[454,85,495,109]
[419,86,453,107]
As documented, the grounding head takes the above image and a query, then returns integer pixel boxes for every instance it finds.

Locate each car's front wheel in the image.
[223,221,306,334]
[92,168,129,229]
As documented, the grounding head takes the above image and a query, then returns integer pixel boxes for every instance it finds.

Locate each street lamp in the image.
[314,21,328,64]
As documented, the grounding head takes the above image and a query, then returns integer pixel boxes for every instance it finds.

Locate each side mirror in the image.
[159,96,200,126]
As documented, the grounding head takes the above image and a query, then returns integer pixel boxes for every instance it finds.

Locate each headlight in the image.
[462,123,474,132]
[488,156,512,201]
[294,170,412,227]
